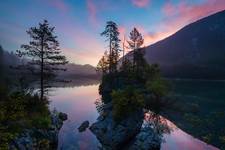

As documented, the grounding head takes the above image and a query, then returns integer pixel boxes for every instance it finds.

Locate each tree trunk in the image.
[122,35,125,64]
[133,41,136,71]
[109,33,112,74]
[41,37,44,101]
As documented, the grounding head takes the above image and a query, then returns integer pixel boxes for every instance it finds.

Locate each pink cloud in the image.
[47,0,69,12]
[59,23,104,65]
[162,0,225,20]
[131,0,150,8]
[86,0,99,27]
[61,47,102,65]
[118,25,126,43]
[144,30,174,46]
[53,19,105,65]
[143,0,225,45]
[162,1,176,16]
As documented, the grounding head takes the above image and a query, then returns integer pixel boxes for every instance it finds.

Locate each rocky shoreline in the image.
[9,110,67,150]
[90,103,162,150]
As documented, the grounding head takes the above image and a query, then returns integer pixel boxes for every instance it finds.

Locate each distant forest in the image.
[0,45,99,86]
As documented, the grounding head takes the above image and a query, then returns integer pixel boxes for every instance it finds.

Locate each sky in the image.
[0,0,225,66]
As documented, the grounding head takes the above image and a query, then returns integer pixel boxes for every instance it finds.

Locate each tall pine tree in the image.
[127,27,144,67]
[17,20,68,101]
[101,21,121,74]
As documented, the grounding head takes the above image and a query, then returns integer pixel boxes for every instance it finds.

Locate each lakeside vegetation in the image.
[96,21,172,122]
[0,87,51,149]
[0,20,68,149]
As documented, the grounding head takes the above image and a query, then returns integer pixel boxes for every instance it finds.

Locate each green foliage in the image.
[111,87,144,122]
[0,86,51,149]
[146,77,169,97]
[101,21,121,74]
[96,51,109,74]
[127,27,144,50]
[98,23,173,129]
[37,139,50,149]
[120,58,133,75]
[31,116,51,129]
[145,79,171,113]
[16,20,68,101]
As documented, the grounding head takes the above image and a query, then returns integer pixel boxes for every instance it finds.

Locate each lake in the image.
[49,84,219,150]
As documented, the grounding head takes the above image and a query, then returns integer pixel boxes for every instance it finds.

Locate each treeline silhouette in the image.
[96,21,174,122]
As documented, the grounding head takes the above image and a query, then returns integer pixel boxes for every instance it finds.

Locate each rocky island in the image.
[90,103,164,150]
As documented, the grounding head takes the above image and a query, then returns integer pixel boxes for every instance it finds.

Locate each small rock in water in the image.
[58,112,68,121]
[78,121,89,132]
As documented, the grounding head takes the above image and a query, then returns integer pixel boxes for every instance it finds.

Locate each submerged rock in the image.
[90,103,144,149]
[128,126,161,150]
[78,120,89,132]
[10,110,67,150]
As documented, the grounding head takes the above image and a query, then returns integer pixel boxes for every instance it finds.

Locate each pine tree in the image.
[127,28,144,67]
[101,21,121,74]
[16,20,68,101]
[96,51,109,75]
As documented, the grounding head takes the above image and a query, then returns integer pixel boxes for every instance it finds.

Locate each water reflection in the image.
[49,84,100,150]
[52,78,100,88]
[49,83,219,150]
[144,112,174,138]
[144,111,218,150]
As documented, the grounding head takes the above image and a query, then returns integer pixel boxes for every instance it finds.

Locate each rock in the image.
[78,120,89,132]
[10,110,67,150]
[59,112,68,121]
[90,103,144,149]
[128,126,161,150]
[10,130,34,150]
[128,112,168,150]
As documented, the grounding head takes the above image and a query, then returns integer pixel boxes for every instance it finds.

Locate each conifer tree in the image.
[16,20,68,101]
[101,21,121,74]
[127,28,144,67]
[96,51,109,75]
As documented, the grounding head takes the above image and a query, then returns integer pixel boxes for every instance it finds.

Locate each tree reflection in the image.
[143,111,176,143]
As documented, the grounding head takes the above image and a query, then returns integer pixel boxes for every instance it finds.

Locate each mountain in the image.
[58,63,99,79]
[0,45,99,85]
[145,10,225,79]
[0,45,20,67]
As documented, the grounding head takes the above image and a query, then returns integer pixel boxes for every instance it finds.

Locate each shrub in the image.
[146,77,168,97]
[0,87,51,148]
[111,87,144,122]
[31,116,51,129]
[144,77,171,112]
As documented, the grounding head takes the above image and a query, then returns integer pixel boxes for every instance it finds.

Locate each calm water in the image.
[49,84,218,150]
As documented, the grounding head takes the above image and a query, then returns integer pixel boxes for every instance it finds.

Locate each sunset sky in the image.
[1,0,225,65]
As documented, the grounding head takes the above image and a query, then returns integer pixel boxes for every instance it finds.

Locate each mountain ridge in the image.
[0,45,99,81]
[144,10,225,79]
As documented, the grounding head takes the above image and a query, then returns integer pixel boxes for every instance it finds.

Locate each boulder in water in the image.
[58,112,68,121]
[90,103,144,149]
[78,120,90,132]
